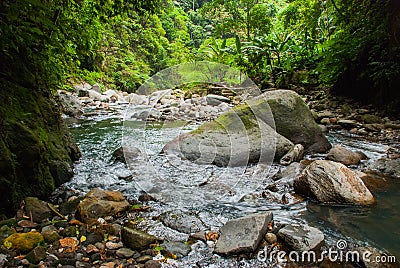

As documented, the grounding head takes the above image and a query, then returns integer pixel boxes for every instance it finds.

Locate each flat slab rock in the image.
[277,223,324,251]
[214,212,273,255]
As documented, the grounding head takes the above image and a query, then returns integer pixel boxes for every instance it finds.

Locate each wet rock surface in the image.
[326,145,362,166]
[294,160,375,205]
[277,223,325,251]
[214,212,272,255]
[5,86,397,267]
[365,158,400,179]
[77,188,130,223]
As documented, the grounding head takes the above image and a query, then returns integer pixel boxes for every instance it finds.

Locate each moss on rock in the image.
[3,231,44,253]
[0,78,81,216]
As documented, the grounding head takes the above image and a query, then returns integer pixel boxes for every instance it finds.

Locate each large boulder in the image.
[77,188,130,223]
[251,90,331,153]
[294,160,375,205]
[163,89,330,167]
[214,213,273,255]
[163,102,293,167]
[326,145,362,166]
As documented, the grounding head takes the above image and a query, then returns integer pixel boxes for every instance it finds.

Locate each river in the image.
[63,104,399,266]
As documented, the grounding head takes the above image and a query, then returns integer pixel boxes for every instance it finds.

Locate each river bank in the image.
[1,84,399,267]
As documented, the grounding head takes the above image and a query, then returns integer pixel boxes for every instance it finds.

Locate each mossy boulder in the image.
[3,231,44,253]
[163,89,330,166]
[0,78,81,216]
[163,100,293,167]
[249,90,331,153]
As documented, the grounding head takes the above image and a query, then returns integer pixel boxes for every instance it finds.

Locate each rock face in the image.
[214,213,272,255]
[77,188,130,223]
[121,227,157,251]
[294,160,375,205]
[0,78,81,216]
[277,224,324,251]
[257,90,331,153]
[326,145,362,166]
[163,101,293,167]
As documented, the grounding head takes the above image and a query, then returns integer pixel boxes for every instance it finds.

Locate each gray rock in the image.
[105,241,123,250]
[280,144,304,165]
[162,106,293,167]
[277,223,324,251]
[326,145,362,166]
[127,93,148,105]
[131,108,161,120]
[257,90,331,153]
[161,241,191,258]
[160,210,207,234]
[25,246,46,264]
[206,94,230,106]
[338,119,359,129]
[144,260,162,268]
[121,227,157,251]
[56,91,83,116]
[149,89,173,105]
[116,247,136,258]
[366,158,400,179]
[88,89,108,102]
[24,197,52,223]
[214,212,273,255]
[136,255,153,263]
[91,84,102,93]
[111,146,142,164]
[294,160,375,205]
[41,225,60,243]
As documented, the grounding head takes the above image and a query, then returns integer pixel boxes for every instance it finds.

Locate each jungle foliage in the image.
[1,0,399,109]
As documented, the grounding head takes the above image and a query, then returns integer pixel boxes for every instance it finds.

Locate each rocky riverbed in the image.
[1,83,399,267]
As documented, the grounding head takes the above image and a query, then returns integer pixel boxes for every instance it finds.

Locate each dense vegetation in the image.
[1,0,399,111]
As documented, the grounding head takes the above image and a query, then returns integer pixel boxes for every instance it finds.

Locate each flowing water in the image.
[63,105,399,266]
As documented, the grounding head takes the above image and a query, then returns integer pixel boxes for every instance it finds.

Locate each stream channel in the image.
[62,104,399,267]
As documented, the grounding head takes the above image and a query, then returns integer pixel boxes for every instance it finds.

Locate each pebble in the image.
[116,248,136,258]
[144,260,162,268]
[105,241,123,250]
[136,255,153,263]
[265,233,277,244]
